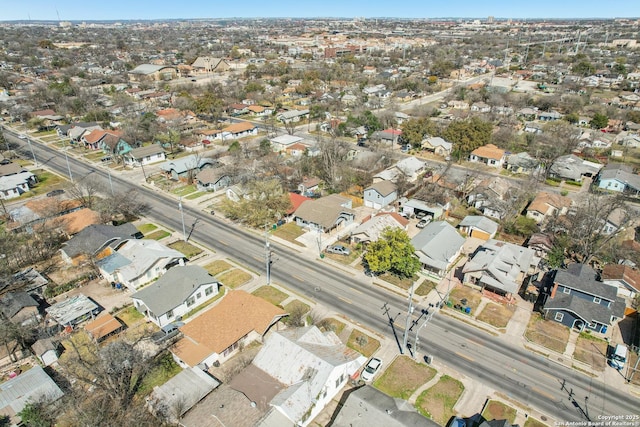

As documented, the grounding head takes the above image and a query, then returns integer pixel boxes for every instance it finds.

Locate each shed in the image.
[84,313,125,342]
[45,294,100,326]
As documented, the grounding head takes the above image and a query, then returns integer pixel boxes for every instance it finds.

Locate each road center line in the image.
[338,296,352,305]
[454,352,475,362]
[291,275,305,282]
[531,386,555,400]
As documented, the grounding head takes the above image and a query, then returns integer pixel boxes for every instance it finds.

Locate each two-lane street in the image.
[5,132,640,421]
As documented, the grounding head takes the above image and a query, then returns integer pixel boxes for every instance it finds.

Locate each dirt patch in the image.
[415,375,464,425]
[482,400,517,423]
[573,333,607,371]
[525,417,550,427]
[374,355,437,400]
[346,329,380,358]
[524,313,569,354]
[477,303,515,329]
[317,318,346,336]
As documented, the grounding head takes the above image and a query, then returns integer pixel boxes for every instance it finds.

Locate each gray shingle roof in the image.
[599,164,640,191]
[411,221,465,271]
[0,292,38,319]
[127,144,165,159]
[459,215,499,235]
[366,180,397,197]
[554,264,617,301]
[0,365,64,416]
[294,194,355,229]
[159,155,214,174]
[544,293,625,325]
[131,265,219,316]
[61,223,139,258]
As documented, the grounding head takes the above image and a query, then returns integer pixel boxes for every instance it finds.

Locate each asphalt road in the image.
[4,131,640,421]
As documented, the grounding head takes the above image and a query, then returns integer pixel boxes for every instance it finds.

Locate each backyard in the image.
[374,356,437,400]
[524,313,569,354]
[415,375,465,425]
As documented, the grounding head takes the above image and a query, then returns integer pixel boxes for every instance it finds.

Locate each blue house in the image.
[596,164,640,196]
[363,181,397,210]
[543,264,625,334]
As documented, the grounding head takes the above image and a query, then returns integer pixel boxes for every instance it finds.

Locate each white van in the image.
[609,344,628,371]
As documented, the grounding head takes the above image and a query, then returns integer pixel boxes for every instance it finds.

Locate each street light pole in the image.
[178,197,187,242]
[265,225,272,285]
[27,138,38,167]
[63,148,73,183]
[403,283,415,355]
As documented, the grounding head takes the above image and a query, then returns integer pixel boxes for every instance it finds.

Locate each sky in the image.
[1,0,639,21]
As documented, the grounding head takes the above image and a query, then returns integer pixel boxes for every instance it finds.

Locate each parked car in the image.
[415,211,428,219]
[361,357,382,382]
[416,218,431,228]
[46,189,65,197]
[326,245,351,256]
[18,134,27,139]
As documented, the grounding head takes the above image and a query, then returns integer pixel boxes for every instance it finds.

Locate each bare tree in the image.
[66,176,104,209]
[534,121,581,180]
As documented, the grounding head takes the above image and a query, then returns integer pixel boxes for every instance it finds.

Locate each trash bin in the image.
[464,307,471,314]
[320,253,325,259]
[446,301,453,307]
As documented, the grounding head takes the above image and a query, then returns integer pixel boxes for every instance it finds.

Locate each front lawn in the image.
[448,286,482,314]
[415,280,438,297]
[168,240,203,258]
[136,223,158,234]
[204,260,233,276]
[252,286,289,306]
[573,332,608,371]
[378,272,419,291]
[482,400,517,423]
[185,191,207,200]
[477,303,515,329]
[346,329,380,357]
[272,222,306,246]
[318,318,346,336]
[217,269,252,289]
[524,313,569,354]
[415,375,465,425]
[172,184,197,197]
[374,355,437,400]
[145,230,170,240]
[525,417,549,427]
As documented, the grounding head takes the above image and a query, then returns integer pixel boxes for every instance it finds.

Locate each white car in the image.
[361,357,382,382]
[18,134,27,139]
[416,218,431,228]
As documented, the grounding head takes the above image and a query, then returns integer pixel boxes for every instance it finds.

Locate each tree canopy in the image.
[441,117,493,159]
[363,227,421,278]
[400,117,435,147]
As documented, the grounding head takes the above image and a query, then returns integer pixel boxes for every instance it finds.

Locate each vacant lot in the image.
[573,333,608,371]
[524,313,569,354]
[168,240,203,258]
[252,286,288,306]
[482,400,517,423]
[374,356,437,400]
[477,303,515,329]
[217,269,252,289]
[448,286,482,314]
[524,417,549,427]
[347,329,380,357]
[415,375,465,425]
[204,260,233,276]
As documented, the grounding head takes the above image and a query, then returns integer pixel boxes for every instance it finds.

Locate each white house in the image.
[131,265,220,327]
[0,171,35,200]
[123,144,166,167]
[270,134,304,152]
[469,144,506,168]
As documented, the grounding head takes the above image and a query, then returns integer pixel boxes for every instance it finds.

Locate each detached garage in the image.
[458,215,499,241]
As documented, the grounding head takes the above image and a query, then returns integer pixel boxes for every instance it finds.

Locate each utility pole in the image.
[178,197,187,242]
[402,283,415,355]
[27,138,38,167]
[63,148,73,182]
[107,167,114,195]
[265,225,272,285]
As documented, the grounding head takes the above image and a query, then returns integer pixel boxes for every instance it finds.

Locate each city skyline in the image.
[1,0,639,21]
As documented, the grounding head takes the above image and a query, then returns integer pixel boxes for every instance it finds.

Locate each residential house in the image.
[219,121,258,140]
[100,133,133,160]
[195,168,231,192]
[421,136,453,157]
[31,337,60,367]
[525,192,572,224]
[526,232,555,259]
[56,121,99,138]
[539,111,562,121]
[68,123,102,143]
[602,264,640,299]
[603,207,626,235]
[285,142,309,157]
[247,105,272,116]
[463,240,539,300]
[81,129,121,151]
[395,156,427,182]
[332,385,441,427]
[60,223,141,265]
[84,313,125,342]
[350,212,409,245]
[7,198,82,234]
[123,144,166,167]
[96,239,185,291]
[371,128,402,145]
[412,221,465,277]
[543,263,625,333]
[225,184,248,202]
[277,109,309,123]
[0,162,26,178]
[191,57,230,73]
[243,326,366,427]
[0,171,35,200]
[523,122,543,134]
[294,194,355,233]
[132,265,221,327]
[466,176,513,220]
[0,366,64,427]
[517,107,538,121]
[549,154,603,182]
[286,192,312,220]
[171,290,287,369]
[448,100,469,110]
[458,215,499,240]
[128,64,177,82]
[364,181,397,209]
[270,134,305,152]
[159,154,215,181]
[298,177,321,196]
[45,294,101,327]
[469,144,506,168]
[596,164,640,195]
[0,292,40,326]
[471,102,491,113]
[505,152,539,175]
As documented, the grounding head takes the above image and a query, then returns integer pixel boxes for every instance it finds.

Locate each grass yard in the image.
[115,306,144,327]
[252,286,289,306]
[415,279,438,297]
[13,170,67,199]
[374,355,437,400]
[284,299,310,314]
[477,303,515,329]
[271,222,306,246]
[145,230,170,240]
[415,375,465,425]
[172,184,197,197]
[347,329,380,357]
[168,240,203,258]
[217,269,252,289]
[136,223,158,234]
[482,400,517,423]
[204,260,233,276]
[185,191,207,200]
[378,272,419,291]
[136,352,182,397]
[83,151,106,161]
[524,313,569,354]
[317,318,346,336]
[573,333,608,371]
[448,286,482,314]
[524,417,549,427]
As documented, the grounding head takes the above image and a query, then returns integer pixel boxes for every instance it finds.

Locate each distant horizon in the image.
[1,0,638,22]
